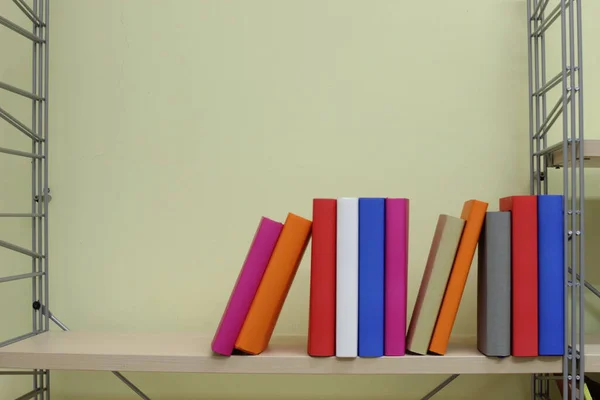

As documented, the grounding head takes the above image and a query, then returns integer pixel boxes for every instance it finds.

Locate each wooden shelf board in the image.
[0,331,585,375]
[546,139,600,168]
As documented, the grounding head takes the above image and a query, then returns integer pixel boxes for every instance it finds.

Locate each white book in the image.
[336,197,359,358]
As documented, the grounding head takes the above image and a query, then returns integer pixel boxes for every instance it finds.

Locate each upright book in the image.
[385,198,409,356]
[429,199,488,355]
[308,199,337,357]
[358,197,385,357]
[211,217,283,356]
[336,197,359,358]
[235,213,312,355]
[477,211,511,357]
[538,195,564,356]
[500,195,538,356]
[406,214,464,355]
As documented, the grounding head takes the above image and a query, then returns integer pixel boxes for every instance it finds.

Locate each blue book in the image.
[538,195,565,356]
[358,197,385,357]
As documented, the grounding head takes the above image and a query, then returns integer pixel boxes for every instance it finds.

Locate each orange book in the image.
[429,199,488,355]
[235,212,312,354]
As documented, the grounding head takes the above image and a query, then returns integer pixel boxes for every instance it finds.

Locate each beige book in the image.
[406,214,465,355]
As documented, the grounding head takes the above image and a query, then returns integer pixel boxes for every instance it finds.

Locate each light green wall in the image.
[1,0,599,398]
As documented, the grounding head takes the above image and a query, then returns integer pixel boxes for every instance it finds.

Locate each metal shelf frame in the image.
[0,1,149,399]
[0,0,50,398]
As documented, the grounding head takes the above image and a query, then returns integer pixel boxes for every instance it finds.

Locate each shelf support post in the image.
[40,307,152,400]
[419,374,459,400]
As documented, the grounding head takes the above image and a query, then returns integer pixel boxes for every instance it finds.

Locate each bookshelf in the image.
[0,332,570,375]
[0,0,590,399]
[545,139,600,169]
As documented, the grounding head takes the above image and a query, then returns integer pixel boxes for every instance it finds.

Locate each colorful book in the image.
[429,199,488,355]
[477,211,511,357]
[235,213,312,355]
[358,198,385,357]
[500,195,538,356]
[384,198,409,356]
[308,199,337,357]
[211,217,283,356]
[538,195,564,356]
[336,197,359,358]
[406,214,464,355]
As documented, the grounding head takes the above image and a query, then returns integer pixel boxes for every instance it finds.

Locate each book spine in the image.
[538,195,564,356]
[477,211,511,357]
[500,195,538,356]
[384,198,409,356]
[429,199,488,355]
[308,199,337,356]
[336,197,359,358]
[211,217,283,356]
[358,198,385,357]
[406,214,464,355]
[235,213,312,355]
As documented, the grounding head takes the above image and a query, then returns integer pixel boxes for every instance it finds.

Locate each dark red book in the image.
[499,195,538,356]
[308,199,337,356]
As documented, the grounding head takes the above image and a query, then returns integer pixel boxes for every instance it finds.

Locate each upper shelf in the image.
[0,331,579,375]
[545,139,600,168]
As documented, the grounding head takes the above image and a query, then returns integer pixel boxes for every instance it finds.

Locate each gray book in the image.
[477,211,511,357]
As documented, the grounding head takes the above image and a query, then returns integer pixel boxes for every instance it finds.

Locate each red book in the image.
[499,195,538,356]
[308,199,337,356]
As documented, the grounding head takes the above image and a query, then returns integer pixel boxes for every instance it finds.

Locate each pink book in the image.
[384,198,409,356]
[211,217,283,356]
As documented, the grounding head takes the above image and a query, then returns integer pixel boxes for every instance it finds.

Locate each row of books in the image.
[307,197,487,357]
[409,195,564,358]
[478,195,564,357]
[309,198,409,357]
[211,194,565,358]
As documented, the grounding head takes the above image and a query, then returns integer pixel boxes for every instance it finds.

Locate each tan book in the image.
[406,214,465,355]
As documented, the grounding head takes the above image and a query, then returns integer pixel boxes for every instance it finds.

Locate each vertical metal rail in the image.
[561,0,583,398]
[43,0,50,396]
[575,0,585,397]
[528,2,542,398]
[541,1,548,197]
[534,0,542,197]
[528,0,536,197]
[30,1,40,398]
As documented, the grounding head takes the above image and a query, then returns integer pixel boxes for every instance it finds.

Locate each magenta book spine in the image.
[211,217,283,356]
[384,198,409,356]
